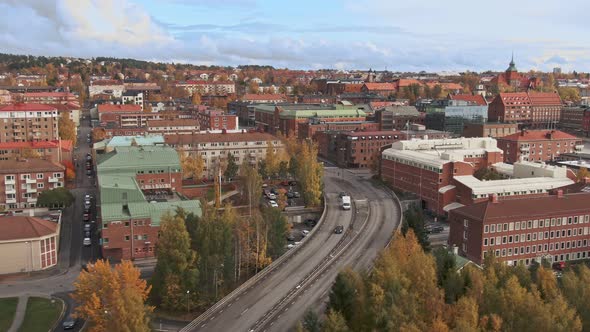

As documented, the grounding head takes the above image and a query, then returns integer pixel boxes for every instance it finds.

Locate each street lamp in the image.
[186,290,190,313]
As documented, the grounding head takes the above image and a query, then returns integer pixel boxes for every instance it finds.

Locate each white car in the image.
[301,230,310,237]
[84,200,91,210]
[267,193,277,200]
[83,237,91,246]
[269,200,278,208]
[287,244,295,249]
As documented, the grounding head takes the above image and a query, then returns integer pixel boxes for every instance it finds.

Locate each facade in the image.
[164,132,285,178]
[489,57,542,91]
[89,80,125,98]
[196,110,238,131]
[0,216,60,274]
[98,105,180,128]
[174,80,236,95]
[463,122,519,138]
[560,106,587,131]
[0,159,65,210]
[497,130,583,163]
[241,94,287,103]
[423,99,488,136]
[297,120,379,141]
[361,83,396,97]
[0,140,73,163]
[449,191,590,266]
[0,104,59,142]
[448,94,487,106]
[97,146,201,260]
[374,106,422,131]
[146,119,200,134]
[488,92,562,127]
[20,92,79,105]
[381,137,504,215]
[121,91,144,111]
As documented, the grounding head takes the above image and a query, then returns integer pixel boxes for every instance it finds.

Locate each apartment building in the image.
[174,80,236,95]
[463,122,518,138]
[121,91,144,111]
[488,92,562,127]
[20,92,79,105]
[97,146,201,260]
[98,104,180,128]
[146,119,200,134]
[497,130,583,163]
[449,191,590,266]
[0,159,65,210]
[164,132,284,178]
[89,80,125,98]
[560,106,588,131]
[196,110,238,131]
[0,140,73,163]
[0,104,59,142]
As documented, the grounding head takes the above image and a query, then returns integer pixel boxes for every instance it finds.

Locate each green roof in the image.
[97,146,181,175]
[254,104,367,119]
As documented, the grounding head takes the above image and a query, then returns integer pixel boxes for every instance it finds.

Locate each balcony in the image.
[48,177,58,183]
[27,197,37,203]
[575,145,584,151]
[520,145,530,152]
[5,178,15,185]
[5,187,15,194]
[5,198,16,204]
[26,187,37,194]
[25,178,36,184]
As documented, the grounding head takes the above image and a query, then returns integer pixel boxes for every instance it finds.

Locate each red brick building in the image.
[463,122,518,138]
[448,94,487,106]
[490,57,542,91]
[449,191,590,266]
[0,104,59,142]
[497,130,583,163]
[0,159,65,210]
[488,92,562,128]
[196,110,238,130]
[146,119,200,134]
[0,140,73,163]
[297,121,379,141]
[361,83,396,97]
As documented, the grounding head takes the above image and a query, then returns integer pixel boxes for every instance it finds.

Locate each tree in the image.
[401,204,430,252]
[248,81,260,94]
[240,162,262,217]
[278,160,289,179]
[322,310,350,332]
[258,160,268,179]
[192,93,202,105]
[302,310,322,332]
[71,260,153,332]
[65,168,76,182]
[263,207,288,259]
[577,167,589,182]
[265,141,278,179]
[37,187,74,208]
[151,212,199,311]
[20,148,41,159]
[328,268,367,331]
[558,87,581,103]
[143,103,153,113]
[224,153,239,181]
[179,150,205,180]
[298,140,323,207]
[561,265,590,330]
[473,167,502,181]
[92,128,107,142]
[58,113,77,146]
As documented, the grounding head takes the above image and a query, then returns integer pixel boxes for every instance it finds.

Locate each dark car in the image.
[86,169,92,176]
[334,225,344,234]
[287,191,294,199]
[305,219,317,227]
[62,315,78,329]
[552,261,566,271]
[270,187,278,195]
[338,192,347,198]
[424,224,444,234]
[288,180,297,186]
[286,233,295,241]
[84,231,91,238]
[83,213,90,222]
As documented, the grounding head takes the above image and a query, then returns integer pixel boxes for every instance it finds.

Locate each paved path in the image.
[7,295,28,332]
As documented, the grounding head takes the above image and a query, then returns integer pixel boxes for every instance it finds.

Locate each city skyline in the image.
[1,0,589,72]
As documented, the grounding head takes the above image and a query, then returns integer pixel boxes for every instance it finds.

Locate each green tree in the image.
[151,211,199,311]
[262,207,288,259]
[562,265,590,330]
[558,87,581,103]
[401,204,430,252]
[328,268,366,331]
[240,162,263,217]
[37,187,74,208]
[289,155,299,178]
[224,153,239,181]
[322,310,350,332]
[258,160,268,180]
[278,160,289,179]
[302,310,322,332]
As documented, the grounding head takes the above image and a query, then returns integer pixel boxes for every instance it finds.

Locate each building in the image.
[318,131,404,169]
[489,56,542,91]
[381,137,504,215]
[448,94,487,106]
[449,191,590,266]
[98,104,180,128]
[423,99,488,136]
[399,124,452,140]
[0,159,65,210]
[196,110,238,131]
[52,103,81,128]
[0,104,59,142]
[97,146,201,260]
[174,81,236,95]
[254,104,367,137]
[374,106,421,131]
[497,130,583,163]
[0,140,73,163]
[146,119,200,134]
[297,119,380,141]
[0,215,60,274]
[164,132,285,178]
[463,122,518,138]
[560,106,588,132]
[93,135,166,155]
[241,94,287,103]
[361,83,396,97]
[89,80,125,98]
[123,81,160,101]
[488,91,562,127]
[20,92,79,105]
[121,91,144,111]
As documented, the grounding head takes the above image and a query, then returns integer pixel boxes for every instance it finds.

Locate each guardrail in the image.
[180,194,329,332]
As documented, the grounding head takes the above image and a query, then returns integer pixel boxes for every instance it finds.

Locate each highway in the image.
[182,167,401,332]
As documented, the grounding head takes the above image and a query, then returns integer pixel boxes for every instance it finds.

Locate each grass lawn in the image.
[0,297,18,331]
[18,297,62,332]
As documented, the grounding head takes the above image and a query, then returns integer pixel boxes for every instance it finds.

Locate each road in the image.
[183,167,401,332]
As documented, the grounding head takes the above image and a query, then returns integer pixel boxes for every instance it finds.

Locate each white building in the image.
[122,92,144,110]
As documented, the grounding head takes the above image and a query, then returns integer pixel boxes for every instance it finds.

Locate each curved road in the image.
[183,167,401,332]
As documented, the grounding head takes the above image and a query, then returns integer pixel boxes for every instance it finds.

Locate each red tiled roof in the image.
[395,79,422,88]
[363,83,396,91]
[527,92,562,105]
[0,216,58,241]
[499,130,579,142]
[369,101,396,110]
[451,192,590,222]
[164,132,280,145]
[22,92,76,98]
[0,140,73,151]
[440,82,463,90]
[242,94,287,101]
[449,94,487,106]
[344,84,363,93]
[48,103,80,112]
[97,104,142,113]
[0,103,57,112]
[0,159,65,173]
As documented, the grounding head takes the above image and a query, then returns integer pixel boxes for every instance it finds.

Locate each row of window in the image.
[484,242,590,259]
[482,216,590,234]
[485,229,589,246]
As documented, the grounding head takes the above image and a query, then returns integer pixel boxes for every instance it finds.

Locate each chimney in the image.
[489,193,498,203]
[557,189,564,198]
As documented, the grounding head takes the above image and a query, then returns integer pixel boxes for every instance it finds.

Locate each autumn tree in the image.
[151,212,199,311]
[248,81,260,94]
[328,268,367,331]
[298,140,323,207]
[265,141,279,178]
[561,265,590,330]
[322,310,350,332]
[71,260,153,332]
[92,128,107,142]
[577,167,589,182]
[240,162,262,217]
[58,113,77,146]
[179,149,205,180]
[192,93,202,105]
[20,148,41,159]
[558,87,581,103]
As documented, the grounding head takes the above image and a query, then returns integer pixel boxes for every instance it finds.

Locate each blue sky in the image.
[0,0,588,72]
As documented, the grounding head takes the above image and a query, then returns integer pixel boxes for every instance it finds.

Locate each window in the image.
[125,221,129,227]
[491,224,496,233]
[37,183,44,188]
[125,235,130,241]
[484,238,488,246]
[527,220,532,229]
[503,223,508,231]
[490,237,495,245]
[515,222,520,230]
[502,236,507,244]
[36,173,43,179]
[484,225,489,233]
[143,234,148,240]
[103,223,108,229]
[103,238,109,244]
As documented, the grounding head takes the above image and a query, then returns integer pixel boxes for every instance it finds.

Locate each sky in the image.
[0,0,589,72]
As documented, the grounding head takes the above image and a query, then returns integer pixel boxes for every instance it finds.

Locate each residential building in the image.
[16,75,46,86]
[374,106,422,131]
[97,146,201,260]
[0,140,73,163]
[164,132,285,178]
[174,80,236,95]
[146,119,200,135]
[463,122,518,138]
[123,81,160,101]
[297,119,380,141]
[0,159,65,210]
[0,104,59,142]
[488,91,562,127]
[361,83,396,97]
[20,92,79,105]
[449,191,590,266]
[196,110,238,131]
[497,130,583,163]
[448,93,487,106]
[89,80,125,98]
[121,91,144,111]
[241,94,287,103]
[98,104,181,128]
[52,103,81,127]
[560,106,588,131]
[0,215,60,274]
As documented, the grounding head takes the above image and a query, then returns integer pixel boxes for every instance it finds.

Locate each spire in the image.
[507,52,517,72]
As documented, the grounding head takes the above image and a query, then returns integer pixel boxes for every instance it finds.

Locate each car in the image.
[84,200,91,209]
[286,234,295,241]
[86,133,90,138]
[62,315,78,330]
[83,224,91,232]
[287,191,294,199]
[262,183,268,188]
[83,213,90,222]
[334,225,344,234]
[552,261,566,271]
[288,180,297,186]
[86,169,92,176]
[338,192,347,198]
[294,241,301,245]
[267,193,277,200]
[301,230,310,237]
[269,200,278,208]
[84,194,92,201]
[305,219,317,227]
[424,224,444,234]
[287,244,295,249]
[84,231,91,238]
[270,187,278,195]
[83,237,91,246]
[86,155,92,161]
[293,192,301,198]
[86,138,91,143]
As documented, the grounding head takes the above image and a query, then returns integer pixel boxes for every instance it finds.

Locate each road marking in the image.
[241,307,249,316]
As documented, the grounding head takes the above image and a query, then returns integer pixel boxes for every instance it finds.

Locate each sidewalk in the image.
[7,295,28,332]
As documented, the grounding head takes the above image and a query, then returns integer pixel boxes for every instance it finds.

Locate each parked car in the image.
[304,219,317,227]
[86,169,92,176]
[293,192,301,198]
[83,237,91,246]
[287,244,295,249]
[62,315,78,330]
[269,200,278,208]
[84,200,91,210]
[288,180,297,186]
[83,224,91,232]
[286,233,295,241]
[334,225,344,234]
[287,191,294,199]
[552,261,566,271]
[301,230,310,237]
[424,224,444,234]
[267,193,277,200]
[338,192,347,198]
[83,213,90,222]
[84,231,91,238]
[84,194,92,201]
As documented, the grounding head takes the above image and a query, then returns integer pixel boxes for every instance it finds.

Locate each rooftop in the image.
[0,103,57,112]
[499,129,579,141]
[97,146,180,172]
[453,175,573,196]
[449,94,487,106]
[97,104,142,113]
[0,159,65,173]
[0,216,58,242]
[164,131,280,145]
[242,93,287,101]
